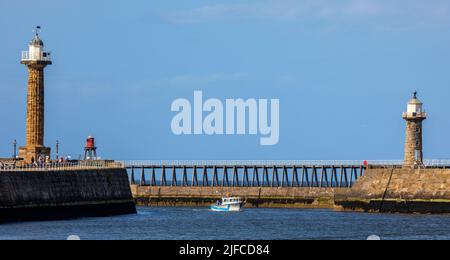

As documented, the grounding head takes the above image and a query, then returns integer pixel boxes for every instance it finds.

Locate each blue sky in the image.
[1,0,450,160]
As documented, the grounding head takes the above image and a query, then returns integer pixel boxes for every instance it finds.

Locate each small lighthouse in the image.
[18,27,52,163]
[402,92,427,168]
[84,136,98,160]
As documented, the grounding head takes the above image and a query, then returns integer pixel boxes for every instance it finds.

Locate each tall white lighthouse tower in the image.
[402,92,427,168]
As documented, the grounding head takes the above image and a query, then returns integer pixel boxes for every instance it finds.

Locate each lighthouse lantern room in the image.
[21,26,52,62]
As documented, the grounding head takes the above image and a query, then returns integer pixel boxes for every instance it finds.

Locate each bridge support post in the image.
[339,166,344,188]
[182,166,188,186]
[140,166,146,186]
[192,166,198,187]
[172,166,177,186]
[237,167,241,187]
[130,166,136,185]
[161,166,167,186]
[343,167,349,187]
[202,166,208,187]
[300,167,307,187]
[349,167,355,188]
[312,166,319,187]
[331,166,337,187]
[212,166,219,187]
[319,166,325,188]
[243,167,250,187]
[222,167,229,187]
[252,166,260,187]
[262,167,268,187]
[291,166,298,187]
[151,167,156,186]
[272,166,279,187]
[324,166,330,187]
[282,166,288,187]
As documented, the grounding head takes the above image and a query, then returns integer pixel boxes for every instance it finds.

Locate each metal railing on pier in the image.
[0,161,124,172]
[123,160,369,167]
[122,159,450,168]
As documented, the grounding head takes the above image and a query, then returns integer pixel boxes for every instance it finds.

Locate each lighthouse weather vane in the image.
[33,26,41,36]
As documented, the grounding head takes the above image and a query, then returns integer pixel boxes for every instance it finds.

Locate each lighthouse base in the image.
[19,146,51,164]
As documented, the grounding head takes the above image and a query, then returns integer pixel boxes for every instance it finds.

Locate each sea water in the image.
[0,207,449,240]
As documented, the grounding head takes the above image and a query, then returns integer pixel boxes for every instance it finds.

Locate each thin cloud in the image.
[161,0,450,30]
[162,0,384,23]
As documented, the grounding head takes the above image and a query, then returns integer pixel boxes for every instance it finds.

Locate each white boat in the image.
[211,197,244,212]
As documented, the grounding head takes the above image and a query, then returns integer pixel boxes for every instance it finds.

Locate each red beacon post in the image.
[84,136,97,160]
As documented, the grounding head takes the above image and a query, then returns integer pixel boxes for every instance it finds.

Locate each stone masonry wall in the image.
[26,65,45,147]
[404,120,423,167]
[337,168,450,200]
[132,186,338,199]
[132,186,341,208]
[0,168,134,208]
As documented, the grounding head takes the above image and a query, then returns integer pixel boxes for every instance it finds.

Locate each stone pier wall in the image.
[132,185,341,208]
[0,168,136,222]
[335,168,450,213]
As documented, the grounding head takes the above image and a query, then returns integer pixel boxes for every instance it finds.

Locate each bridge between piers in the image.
[123,160,387,188]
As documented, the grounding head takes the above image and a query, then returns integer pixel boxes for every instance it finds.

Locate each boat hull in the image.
[210,203,243,212]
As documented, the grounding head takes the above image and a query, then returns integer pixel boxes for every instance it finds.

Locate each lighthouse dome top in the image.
[29,35,44,47]
[408,98,422,104]
[408,93,423,105]
[405,92,426,117]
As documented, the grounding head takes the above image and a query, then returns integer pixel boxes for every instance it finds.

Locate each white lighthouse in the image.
[402,92,427,168]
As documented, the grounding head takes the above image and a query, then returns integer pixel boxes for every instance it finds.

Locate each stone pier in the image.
[131,185,341,208]
[0,168,136,222]
[335,167,450,213]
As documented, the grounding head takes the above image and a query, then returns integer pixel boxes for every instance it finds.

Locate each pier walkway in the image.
[124,160,450,188]
[124,160,373,188]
